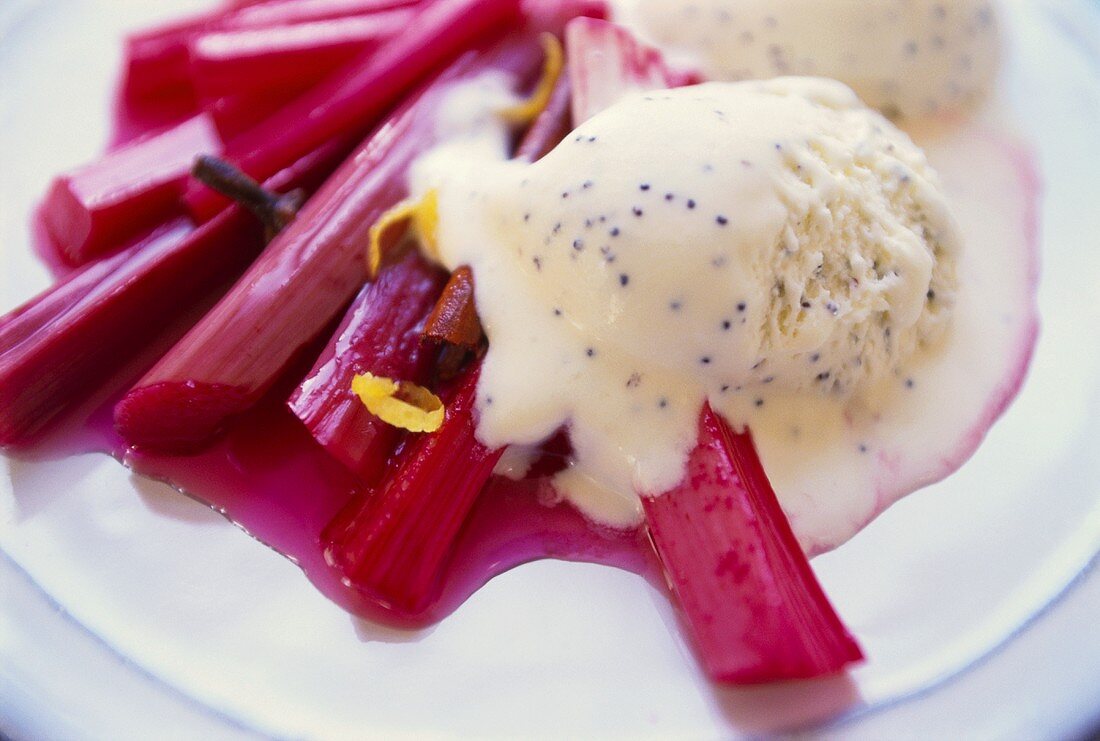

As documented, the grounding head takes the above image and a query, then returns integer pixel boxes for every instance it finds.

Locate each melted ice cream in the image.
[414,79,963,530]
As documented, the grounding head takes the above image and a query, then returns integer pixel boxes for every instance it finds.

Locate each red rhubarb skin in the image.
[315,34,581,614]
[123,10,215,101]
[118,39,545,452]
[0,139,350,447]
[515,71,573,162]
[188,9,416,102]
[41,113,222,266]
[201,0,597,139]
[563,22,861,681]
[0,217,237,446]
[523,0,609,31]
[121,0,420,102]
[288,250,447,484]
[218,0,422,30]
[566,16,702,124]
[322,364,505,617]
[642,407,864,684]
[204,88,316,141]
[184,0,524,222]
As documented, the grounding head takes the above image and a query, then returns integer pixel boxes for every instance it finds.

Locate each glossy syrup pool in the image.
[146,408,659,627]
[19,341,655,632]
[26,231,658,631]
[12,99,664,633]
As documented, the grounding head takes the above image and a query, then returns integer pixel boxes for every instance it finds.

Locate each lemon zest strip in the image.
[352,373,445,433]
[498,33,564,125]
[366,189,440,278]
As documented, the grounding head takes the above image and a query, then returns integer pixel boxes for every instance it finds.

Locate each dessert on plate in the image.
[0,0,1037,685]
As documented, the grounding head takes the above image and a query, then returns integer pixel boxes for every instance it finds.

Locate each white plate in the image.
[2,1,1099,738]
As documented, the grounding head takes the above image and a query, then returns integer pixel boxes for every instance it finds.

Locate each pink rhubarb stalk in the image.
[184,0,524,222]
[288,250,447,484]
[203,89,316,141]
[642,406,864,683]
[318,28,576,613]
[564,15,860,684]
[188,9,415,102]
[41,113,222,265]
[122,0,420,103]
[322,363,504,616]
[116,40,543,452]
[566,16,701,124]
[218,0,422,30]
[0,139,349,446]
[122,10,216,104]
[515,71,573,161]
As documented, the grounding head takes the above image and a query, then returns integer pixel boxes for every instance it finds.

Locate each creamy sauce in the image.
[413,78,982,540]
[611,0,1001,120]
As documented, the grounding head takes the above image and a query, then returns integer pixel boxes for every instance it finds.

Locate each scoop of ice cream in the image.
[416,78,961,525]
[471,79,957,398]
[612,0,1001,119]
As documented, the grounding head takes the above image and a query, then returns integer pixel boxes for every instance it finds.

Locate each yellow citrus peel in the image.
[366,189,440,278]
[498,33,564,125]
[352,373,445,433]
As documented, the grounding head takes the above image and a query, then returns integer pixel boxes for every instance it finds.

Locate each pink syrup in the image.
[8,100,664,632]
[25,218,660,629]
[55,384,658,629]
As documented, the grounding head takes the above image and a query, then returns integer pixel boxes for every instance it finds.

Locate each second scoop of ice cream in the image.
[613,0,1001,119]
[416,78,961,525]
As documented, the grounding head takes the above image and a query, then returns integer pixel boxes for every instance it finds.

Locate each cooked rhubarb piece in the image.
[288,250,446,484]
[202,89,313,140]
[0,218,217,445]
[41,114,222,265]
[566,16,701,124]
[514,72,572,161]
[522,0,609,31]
[0,139,348,446]
[117,40,544,452]
[323,364,504,616]
[185,0,524,221]
[188,10,414,102]
[122,10,214,103]
[122,0,419,103]
[218,0,422,30]
[642,406,863,683]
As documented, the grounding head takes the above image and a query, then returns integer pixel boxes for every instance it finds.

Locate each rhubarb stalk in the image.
[566,16,701,124]
[565,20,860,683]
[0,138,349,446]
[218,0,422,30]
[123,10,214,103]
[288,250,447,483]
[184,0,524,221]
[322,363,503,616]
[41,113,222,265]
[642,407,864,683]
[203,89,315,140]
[122,0,421,103]
[514,72,572,161]
[116,39,544,452]
[188,10,415,101]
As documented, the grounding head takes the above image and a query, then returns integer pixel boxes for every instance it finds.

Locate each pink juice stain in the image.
[61,371,658,630]
[10,103,662,633]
